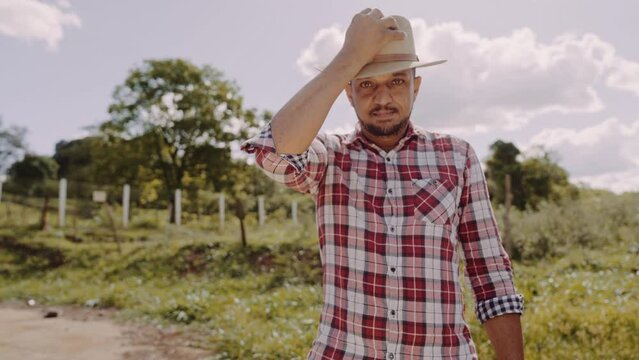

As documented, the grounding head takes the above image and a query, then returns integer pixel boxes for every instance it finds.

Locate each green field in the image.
[0,191,637,359]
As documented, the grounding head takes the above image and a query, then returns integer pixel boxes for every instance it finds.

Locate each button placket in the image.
[383,151,401,357]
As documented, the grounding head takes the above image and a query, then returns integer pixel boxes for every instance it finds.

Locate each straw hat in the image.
[316,15,446,80]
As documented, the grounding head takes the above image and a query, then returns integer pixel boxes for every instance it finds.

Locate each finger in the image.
[369,8,383,18]
[386,29,406,41]
[380,16,398,30]
[359,8,371,14]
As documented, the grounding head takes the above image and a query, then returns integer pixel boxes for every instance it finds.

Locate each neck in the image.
[360,121,410,152]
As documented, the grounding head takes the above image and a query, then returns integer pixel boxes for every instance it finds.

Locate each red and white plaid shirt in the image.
[241,120,524,359]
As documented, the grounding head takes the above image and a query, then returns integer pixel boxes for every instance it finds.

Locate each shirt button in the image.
[390,267,396,273]
[386,157,391,162]
[387,188,393,194]
[388,353,395,360]
[390,226,395,232]
[390,310,396,316]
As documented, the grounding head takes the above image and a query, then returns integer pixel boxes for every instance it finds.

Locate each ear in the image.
[412,76,422,101]
[344,82,354,107]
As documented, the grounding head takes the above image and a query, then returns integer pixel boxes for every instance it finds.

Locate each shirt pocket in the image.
[411,177,458,226]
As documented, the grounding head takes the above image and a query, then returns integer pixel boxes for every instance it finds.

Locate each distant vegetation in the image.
[0,189,637,359]
[1,58,637,359]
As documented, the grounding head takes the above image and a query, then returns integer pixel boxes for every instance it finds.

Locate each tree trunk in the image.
[168,200,174,224]
[503,173,513,258]
[104,202,121,253]
[235,199,247,247]
[5,202,11,224]
[39,195,49,230]
[239,217,247,248]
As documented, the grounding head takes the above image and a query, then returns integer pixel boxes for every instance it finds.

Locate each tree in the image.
[519,148,579,210]
[100,58,262,222]
[485,140,578,211]
[218,160,278,247]
[53,136,105,200]
[485,140,526,210]
[0,117,27,174]
[6,154,58,229]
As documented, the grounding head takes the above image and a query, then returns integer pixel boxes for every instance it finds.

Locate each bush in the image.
[494,191,639,261]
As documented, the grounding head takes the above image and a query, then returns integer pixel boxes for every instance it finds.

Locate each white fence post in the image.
[174,189,182,226]
[122,184,130,228]
[0,174,5,204]
[59,178,67,227]
[292,199,298,225]
[218,193,225,229]
[258,195,265,226]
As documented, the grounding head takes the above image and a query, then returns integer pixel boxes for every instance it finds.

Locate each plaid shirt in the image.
[240,120,524,359]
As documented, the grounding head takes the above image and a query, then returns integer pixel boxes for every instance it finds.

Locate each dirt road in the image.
[0,301,214,360]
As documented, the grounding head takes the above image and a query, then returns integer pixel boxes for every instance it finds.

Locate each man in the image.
[241,8,525,360]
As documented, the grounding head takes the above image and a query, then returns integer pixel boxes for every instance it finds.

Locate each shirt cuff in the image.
[475,293,525,324]
[240,122,310,173]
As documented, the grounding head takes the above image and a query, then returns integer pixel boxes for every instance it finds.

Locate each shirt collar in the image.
[344,120,423,151]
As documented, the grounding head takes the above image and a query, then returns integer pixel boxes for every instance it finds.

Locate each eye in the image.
[359,81,374,88]
[391,78,405,85]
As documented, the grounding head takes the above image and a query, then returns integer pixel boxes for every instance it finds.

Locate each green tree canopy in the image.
[100,58,263,221]
[0,117,27,174]
[6,154,58,197]
[485,140,579,210]
[486,140,525,209]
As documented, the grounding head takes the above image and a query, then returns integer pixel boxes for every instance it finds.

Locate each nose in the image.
[372,84,393,106]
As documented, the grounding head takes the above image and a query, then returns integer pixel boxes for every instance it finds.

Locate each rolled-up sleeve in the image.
[457,141,525,324]
[240,122,328,195]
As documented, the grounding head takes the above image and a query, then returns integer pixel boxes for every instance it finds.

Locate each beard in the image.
[357,105,410,137]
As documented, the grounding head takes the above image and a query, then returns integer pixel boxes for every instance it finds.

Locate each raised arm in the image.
[271,8,406,154]
[240,9,406,194]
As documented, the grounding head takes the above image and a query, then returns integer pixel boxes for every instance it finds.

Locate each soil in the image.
[0,301,215,360]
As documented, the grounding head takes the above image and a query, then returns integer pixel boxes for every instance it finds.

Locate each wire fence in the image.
[0,177,316,238]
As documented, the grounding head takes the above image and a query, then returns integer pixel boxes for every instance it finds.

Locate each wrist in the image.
[329,49,368,79]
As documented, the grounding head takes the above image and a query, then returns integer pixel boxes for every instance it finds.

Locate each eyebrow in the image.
[353,71,410,84]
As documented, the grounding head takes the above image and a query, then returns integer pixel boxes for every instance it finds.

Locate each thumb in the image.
[387,30,406,42]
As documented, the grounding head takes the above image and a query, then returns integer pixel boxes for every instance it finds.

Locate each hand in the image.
[339,8,407,66]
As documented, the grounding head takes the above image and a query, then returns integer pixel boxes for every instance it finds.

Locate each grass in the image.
[0,194,638,359]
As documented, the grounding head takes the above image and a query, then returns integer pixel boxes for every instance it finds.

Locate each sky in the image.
[1,0,638,193]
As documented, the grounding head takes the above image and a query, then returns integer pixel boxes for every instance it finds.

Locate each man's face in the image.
[345,68,422,137]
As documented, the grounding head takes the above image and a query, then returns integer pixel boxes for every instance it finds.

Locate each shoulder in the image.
[315,128,357,152]
[412,124,472,154]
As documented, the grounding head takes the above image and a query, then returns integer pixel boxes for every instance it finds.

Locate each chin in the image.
[361,116,409,137]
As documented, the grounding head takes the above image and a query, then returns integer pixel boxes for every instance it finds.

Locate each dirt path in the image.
[0,301,214,360]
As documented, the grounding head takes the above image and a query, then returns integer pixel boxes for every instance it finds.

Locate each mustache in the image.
[369,105,399,116]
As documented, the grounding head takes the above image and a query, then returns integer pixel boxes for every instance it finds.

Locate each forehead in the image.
[353,69,413,84]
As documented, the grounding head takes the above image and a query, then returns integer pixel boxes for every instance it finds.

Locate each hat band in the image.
[371,53,419,63]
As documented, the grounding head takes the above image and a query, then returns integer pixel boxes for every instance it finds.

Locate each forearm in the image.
[483,313,524,360]
[271,8,405,154]
[271,51,363,154]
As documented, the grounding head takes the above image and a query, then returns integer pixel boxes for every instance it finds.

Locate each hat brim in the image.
[353,59,446,80]
[313,59,446,80]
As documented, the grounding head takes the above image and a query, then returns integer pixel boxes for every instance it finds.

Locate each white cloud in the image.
[526,117,639,149]
[297,19,639,131]
[54,0,71,9]
[296,24,343,78]
[606,57,639,96]
[0,0,81,51]
[524,117,639,192]
[571,168,639,194]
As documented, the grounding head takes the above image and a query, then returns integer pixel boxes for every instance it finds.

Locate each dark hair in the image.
[348,68,416,86]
